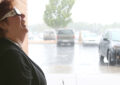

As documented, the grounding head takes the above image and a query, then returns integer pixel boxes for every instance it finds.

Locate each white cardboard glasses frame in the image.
[0,8,21,21]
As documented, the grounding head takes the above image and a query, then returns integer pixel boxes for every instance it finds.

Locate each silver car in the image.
[43,30,56,40]
[99,29,120,65]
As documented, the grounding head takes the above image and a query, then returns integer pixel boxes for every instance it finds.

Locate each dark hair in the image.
[0,0,14,37]
[0,0,14,19]
[0,28,5,37]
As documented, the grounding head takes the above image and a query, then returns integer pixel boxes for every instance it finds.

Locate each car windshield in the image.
[58,30,73,35]
[111,31,120,41]
[83,33,97,38]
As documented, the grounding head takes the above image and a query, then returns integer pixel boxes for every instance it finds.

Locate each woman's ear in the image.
[0,22,4,29]
[0,21,8,31]
[0,22,7,37]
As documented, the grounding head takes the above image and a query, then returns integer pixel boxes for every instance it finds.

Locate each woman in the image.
[0,0,47,85]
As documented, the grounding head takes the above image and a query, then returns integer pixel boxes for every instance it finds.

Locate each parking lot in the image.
[28,43,120,73]
[28,43,120,85]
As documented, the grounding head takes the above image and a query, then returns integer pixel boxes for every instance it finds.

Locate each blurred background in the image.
[27,0,120,84]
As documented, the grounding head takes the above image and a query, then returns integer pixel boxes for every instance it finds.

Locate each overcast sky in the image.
[28,0,120,25]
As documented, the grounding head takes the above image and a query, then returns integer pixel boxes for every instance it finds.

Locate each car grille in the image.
[115,48,120,56]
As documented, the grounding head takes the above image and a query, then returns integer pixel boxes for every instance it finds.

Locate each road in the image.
[28,44,120,74]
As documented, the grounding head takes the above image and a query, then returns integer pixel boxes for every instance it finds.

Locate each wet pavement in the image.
[28,43,120,85]
[28,44,120,74]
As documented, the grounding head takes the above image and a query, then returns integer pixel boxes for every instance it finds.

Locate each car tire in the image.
[57,42,61,47]
[71,42,74,47]
[99,55,105,65]
[108,50,116,65]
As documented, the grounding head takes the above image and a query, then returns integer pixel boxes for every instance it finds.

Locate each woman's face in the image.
[0,8,28,43]
[5,13,28,43]
[7,14,27,30]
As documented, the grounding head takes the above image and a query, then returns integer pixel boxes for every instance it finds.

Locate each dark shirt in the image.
[0,38,47,85]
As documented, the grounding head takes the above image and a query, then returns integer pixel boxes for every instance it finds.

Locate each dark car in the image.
[57,29,74,47]
[99,29,120,65]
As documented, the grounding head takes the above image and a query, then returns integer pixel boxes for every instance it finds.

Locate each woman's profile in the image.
[0,0,47,85]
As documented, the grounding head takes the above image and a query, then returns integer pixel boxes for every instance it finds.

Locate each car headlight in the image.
[113,45,120,49]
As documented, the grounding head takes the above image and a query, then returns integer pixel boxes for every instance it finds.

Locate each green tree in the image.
[44,0,75,29]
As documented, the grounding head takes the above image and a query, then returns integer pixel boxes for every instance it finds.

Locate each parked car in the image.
[57,29,75,46]
[28,32,40,41]
[80,31,100,46]
[43,29,56,40]
[99,29,120,65]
